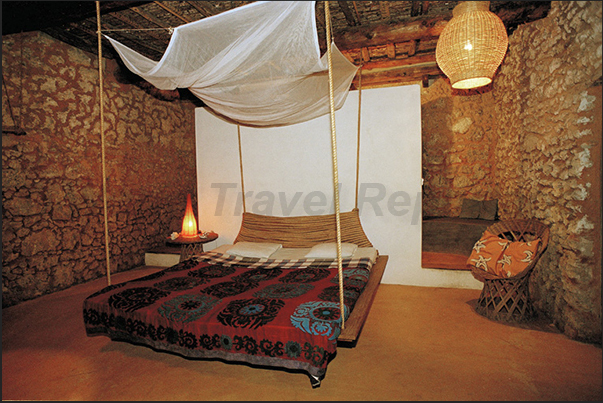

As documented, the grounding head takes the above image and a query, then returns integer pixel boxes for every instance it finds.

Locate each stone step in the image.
[144,245,181,267]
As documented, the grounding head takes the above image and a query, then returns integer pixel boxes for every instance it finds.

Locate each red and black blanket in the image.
[83,252,374,383]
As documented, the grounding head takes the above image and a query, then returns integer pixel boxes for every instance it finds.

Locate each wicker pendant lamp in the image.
[435,1,508,89]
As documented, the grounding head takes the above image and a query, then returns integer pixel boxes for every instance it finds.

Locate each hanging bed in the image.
[84,0,388,388]
[83,208,387,387]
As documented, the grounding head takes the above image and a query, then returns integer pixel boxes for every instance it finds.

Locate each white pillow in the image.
[226,242,282,258]
[304,243,358,259]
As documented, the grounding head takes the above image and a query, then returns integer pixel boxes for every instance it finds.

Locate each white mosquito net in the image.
[105,1,358,127]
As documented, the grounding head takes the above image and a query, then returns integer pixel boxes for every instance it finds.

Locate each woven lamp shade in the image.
[180,193,198,237]
[435,1,508,89]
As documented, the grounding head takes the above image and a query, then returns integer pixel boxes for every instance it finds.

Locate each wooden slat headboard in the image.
[234,208,373,248]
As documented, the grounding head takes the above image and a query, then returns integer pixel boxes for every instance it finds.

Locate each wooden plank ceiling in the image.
[3,1,550,91]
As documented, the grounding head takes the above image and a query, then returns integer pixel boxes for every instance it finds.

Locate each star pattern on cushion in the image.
[521,250,534,263]
[471,255,491,271]
[469,233,541,278]
[473,239,486,253]
[497,254,512,268]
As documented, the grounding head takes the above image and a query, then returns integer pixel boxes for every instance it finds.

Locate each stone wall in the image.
[421,1,601,344]
[2,32,198,307]
[421,80,498,217]
[494,1,601,344]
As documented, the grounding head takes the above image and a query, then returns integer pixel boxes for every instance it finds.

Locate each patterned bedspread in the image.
[83,251,374,384]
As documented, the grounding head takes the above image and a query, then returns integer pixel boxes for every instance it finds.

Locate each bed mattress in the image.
[83,248,377,386]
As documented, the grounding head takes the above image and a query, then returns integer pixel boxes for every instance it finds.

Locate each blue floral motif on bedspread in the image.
[290,301,349,341]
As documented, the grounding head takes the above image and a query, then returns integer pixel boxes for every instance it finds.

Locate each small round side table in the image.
[165,232,218,262]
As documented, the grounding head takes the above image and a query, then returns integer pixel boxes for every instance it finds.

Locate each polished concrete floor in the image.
[2,265,602,401]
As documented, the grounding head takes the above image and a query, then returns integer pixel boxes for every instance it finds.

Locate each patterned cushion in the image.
[467,230,541,278]
[467,230,509,274]
[495,239,541,277]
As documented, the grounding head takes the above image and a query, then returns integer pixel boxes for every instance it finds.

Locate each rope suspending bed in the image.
[325,1,347,331]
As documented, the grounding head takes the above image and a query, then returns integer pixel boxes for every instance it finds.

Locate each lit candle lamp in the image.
[180,193,198,238]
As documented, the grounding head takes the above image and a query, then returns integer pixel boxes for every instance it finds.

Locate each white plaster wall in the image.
[195,85,481,289]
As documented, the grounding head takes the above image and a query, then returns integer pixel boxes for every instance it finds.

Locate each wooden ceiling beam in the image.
[336,15,448,51]
[408,40,417,57]
[355,53,437,71]
[130,6,172,29]
[361,47,370,63]
[153,1,191,24]
[186,1,220,18]
[338,1,358,26]
[351,64,442,89]
[386,43,396,59]
[352,1,362,25]
[335,3,551,51]
[379,1,391,21]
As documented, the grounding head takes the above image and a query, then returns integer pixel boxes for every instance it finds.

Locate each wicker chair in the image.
[469,219,550,323]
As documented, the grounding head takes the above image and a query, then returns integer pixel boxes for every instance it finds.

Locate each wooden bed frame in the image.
[234,208,387,347]
[337,254,387,346]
